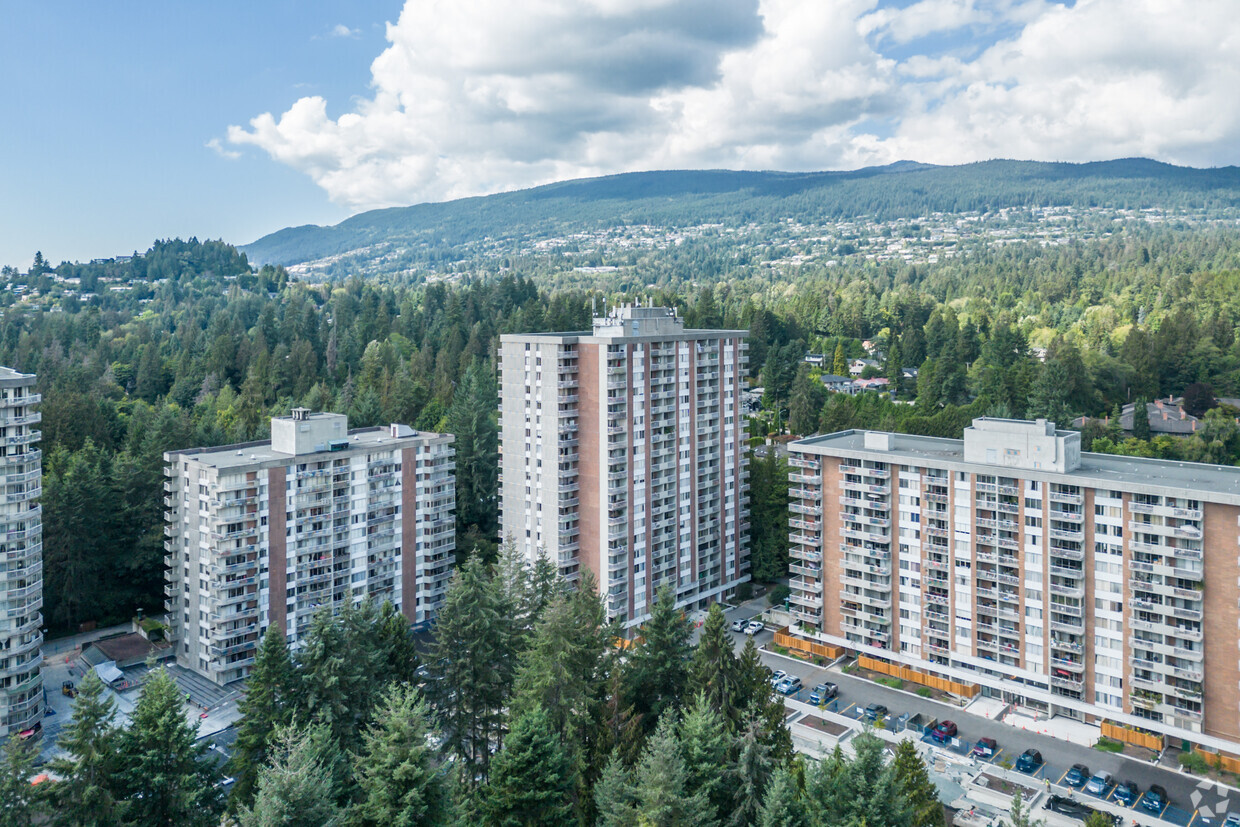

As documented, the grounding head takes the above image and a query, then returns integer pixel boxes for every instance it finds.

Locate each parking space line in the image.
[990,748,1004,764]
[1187,810,1200,827]
[841,702,856,717]
[1134,792,1146,810]
[1056,767,1071,784]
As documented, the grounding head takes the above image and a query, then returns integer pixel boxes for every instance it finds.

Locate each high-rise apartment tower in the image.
[164,410,454,685]
[0,367,41,740]
[787,417,1240,754]
[499,305,750,628]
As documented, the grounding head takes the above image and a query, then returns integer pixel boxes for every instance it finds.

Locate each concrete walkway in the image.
[41,622,134,657]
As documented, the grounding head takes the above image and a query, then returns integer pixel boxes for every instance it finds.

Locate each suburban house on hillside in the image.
[820,374,857,394]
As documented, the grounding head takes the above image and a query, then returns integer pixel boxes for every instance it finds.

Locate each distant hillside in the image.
[242,159,1240,270]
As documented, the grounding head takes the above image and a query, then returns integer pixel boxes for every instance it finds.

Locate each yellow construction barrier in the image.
[1101,721,1163,751]
[857,655,981,698]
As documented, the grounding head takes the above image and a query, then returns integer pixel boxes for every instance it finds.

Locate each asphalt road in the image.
[731,618,1239,825]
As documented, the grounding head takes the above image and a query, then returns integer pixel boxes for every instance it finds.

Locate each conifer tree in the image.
[688,605,738,722]
[758,766,808,827]
[593,754,638,827]
[678,694,732,822]
[727,722,773,827]
[831,343,848,378]
[427,557,514,783]
[349,684,451,827]
[294,609,370,754]
[230,625,299,809]
[0,735,43,827]
[47,669,122,826]
[890,740,945,827]
[634,716,714,827]
[447,359,499,546]
[374,599,421,687]
[482,707,576,827]
[116,668,222,827]
[625,586,691,729]
[237,724,341,827]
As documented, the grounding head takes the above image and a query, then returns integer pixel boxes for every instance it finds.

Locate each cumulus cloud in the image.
[329,24,359,38]
[206,137,241,160]
[228,0,1240,211]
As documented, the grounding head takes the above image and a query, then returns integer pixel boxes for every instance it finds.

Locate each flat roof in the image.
[793,429,1240,502]
[167,426,450,472]
[501,328,747,344]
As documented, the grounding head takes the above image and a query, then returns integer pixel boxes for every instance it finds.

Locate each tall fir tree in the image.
[427,557,515,783]
[758,766,809,827]
[374,599,422,687]
[678,694,732,823]
[116,668,223,827]
[688,605,739,723]
[890,740,945,827]
[727,723,773,827]
[831,343,848,378]
[230,625,299,809]
[349,684,451,827]
[0,735,43,827]
[482,707,576,827]
[634,716,715,827]
[593,754,638,827]
[47,669,122,826]
[237,724,341,827]
[447,359,499,550]
[625,586,692,730]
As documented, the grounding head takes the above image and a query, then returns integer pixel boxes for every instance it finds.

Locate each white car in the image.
[744,620,765,635]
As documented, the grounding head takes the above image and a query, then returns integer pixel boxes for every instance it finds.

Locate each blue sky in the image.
[3,1,1236,269]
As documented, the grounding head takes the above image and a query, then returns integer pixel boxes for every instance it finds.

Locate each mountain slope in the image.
[242,159,1240,269]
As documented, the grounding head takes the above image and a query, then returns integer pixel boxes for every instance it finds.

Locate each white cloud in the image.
[206,137,241,160]
[329,24,359,38]
[229,0,1240,211]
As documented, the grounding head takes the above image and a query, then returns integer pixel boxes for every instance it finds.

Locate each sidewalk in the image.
[1002,708,1099,747]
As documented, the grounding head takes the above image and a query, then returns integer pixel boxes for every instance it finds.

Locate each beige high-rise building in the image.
[0,368,41,740]
[499,305,750,628]
[787,417,1240,754]
[164,410,455,685]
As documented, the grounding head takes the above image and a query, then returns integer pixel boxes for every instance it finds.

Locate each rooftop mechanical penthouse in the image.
[788,417,1240,754]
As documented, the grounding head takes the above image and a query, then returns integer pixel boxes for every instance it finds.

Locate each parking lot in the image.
[720,607,1240,827]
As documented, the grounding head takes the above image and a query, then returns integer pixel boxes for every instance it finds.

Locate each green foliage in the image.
[749,452,791,582]
[427,557,516,783]
[1179,750,1213,772]
[482,706,576,827]
[46,669,122,826]
[447,359,499,559]
[624,586,692,731]
[230,625,298,809]
[0,735,43,827]
[1093,737,1124,753]
[757,766,809,827]
[633,715,715,827]
[803,735,912,827]
[891,740,946,827]
[237,724,342,827]
[349,685,451,827]
[688,606,739,722]
[1004,792,1045,827]
[115,667,223,827]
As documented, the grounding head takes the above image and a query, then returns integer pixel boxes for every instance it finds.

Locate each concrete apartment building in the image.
[788,417,1240,754]
[498,305,750,629]
[164,410,455,685]
[0,368,41,739]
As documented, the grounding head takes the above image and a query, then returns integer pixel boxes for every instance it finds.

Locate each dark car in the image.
[1045,796,1122,825]
[1113,780,1140,806]
[930,721,958,742]
[1142,784,1169,813]
[1014,748,1043,773]
[1064,764,1090,788]
[809,682,837,705]
[863,703,888,722]
[971,737,997,759]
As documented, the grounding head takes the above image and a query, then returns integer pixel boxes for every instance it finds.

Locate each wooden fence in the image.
[857,655,981,698]
[1100,721,1163,752]
[773,628,845,661]
[1192,746,1240,774]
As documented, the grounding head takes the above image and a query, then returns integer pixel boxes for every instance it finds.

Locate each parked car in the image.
[776,676,802,696]
[971,737,997,759]
[863,703,888,722]
[930,721,958,742]
[1085,771,1113,796]
[745,620,765,635]
[809,682,837,704]
[1223,813,1240,827]
[1113,780,1140,806]
[1014,748,1043,773]
[1142,784,1168,813]
[1064,764,1090,788]
[731,618,746,633]
[769,670,787,687]
[1045,796,1121,825]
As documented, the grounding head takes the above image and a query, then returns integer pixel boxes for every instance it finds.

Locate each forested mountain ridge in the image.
[241,158,1240,275]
